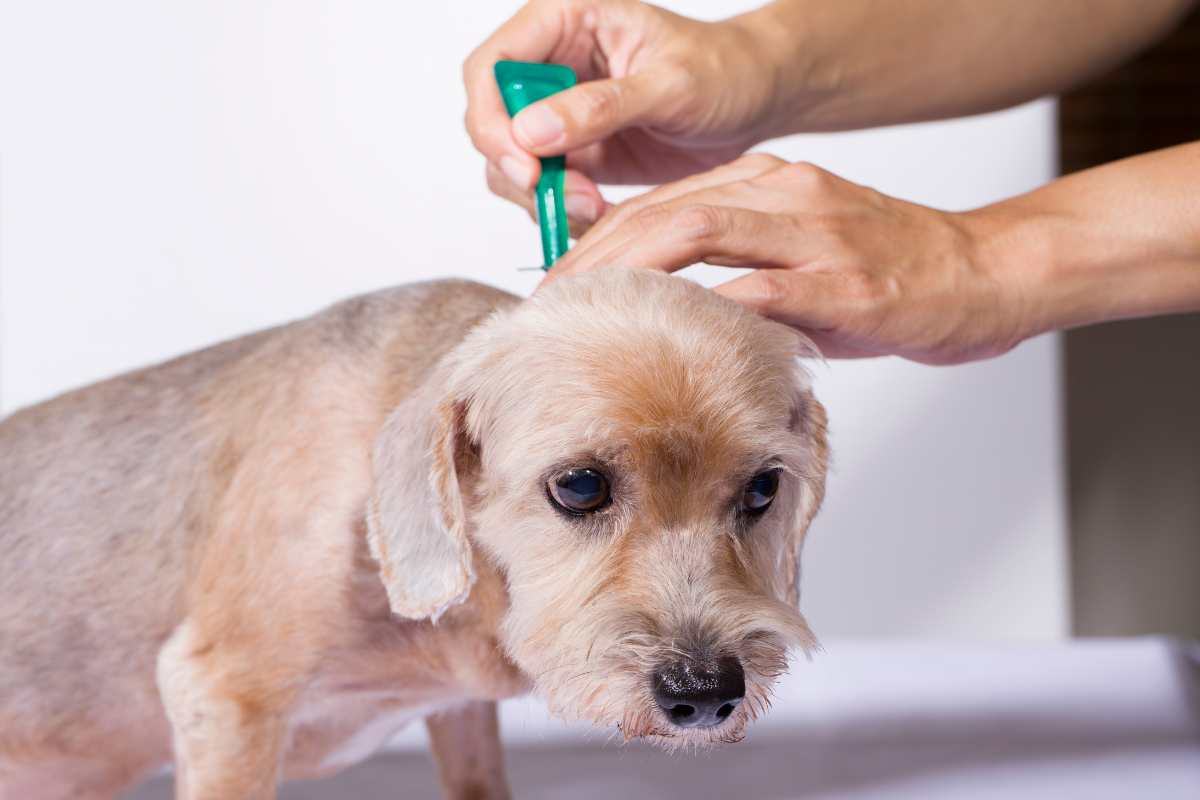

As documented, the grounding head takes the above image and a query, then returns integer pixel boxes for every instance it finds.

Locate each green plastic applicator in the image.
[494,61,577,270]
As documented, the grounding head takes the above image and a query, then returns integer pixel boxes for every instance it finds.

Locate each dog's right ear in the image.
[366,370,479,623]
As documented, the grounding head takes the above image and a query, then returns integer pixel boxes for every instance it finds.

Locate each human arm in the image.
[545,142,1200,364]
[463,0,1194,228]
[741,0,1196,134]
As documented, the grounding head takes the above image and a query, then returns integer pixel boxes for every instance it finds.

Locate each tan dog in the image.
[0,268,828,799]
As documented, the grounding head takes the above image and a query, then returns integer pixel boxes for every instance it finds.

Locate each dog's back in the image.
[0,278,515,782]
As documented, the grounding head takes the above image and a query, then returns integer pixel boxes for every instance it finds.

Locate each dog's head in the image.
[368,269,828,747]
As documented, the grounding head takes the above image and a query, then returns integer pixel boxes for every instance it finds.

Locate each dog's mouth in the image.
[616,692,752,747]
[525,618,804,748]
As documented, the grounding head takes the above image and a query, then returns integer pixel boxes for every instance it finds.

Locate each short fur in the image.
[0,269,828,799]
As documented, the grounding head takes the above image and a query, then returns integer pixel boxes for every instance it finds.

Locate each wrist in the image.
[961,195,1194,340]
[724,2,835,138]
[957,203,1057,344]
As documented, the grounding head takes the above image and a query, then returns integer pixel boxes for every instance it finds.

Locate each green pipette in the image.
[494,61,577,270]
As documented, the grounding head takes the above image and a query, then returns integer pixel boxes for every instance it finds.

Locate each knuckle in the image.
[602,196,634,224]
[604,193,659,232]
[878,273,904,303]
[461,50,479,82]
[660,68,708,122]
[751,271,790,308]
[522,0,553,15]
[660,61,700,96]
[840,270,891,308]
[462,111,489,151]
[630,202,674,232]
[739,152,786,171]
[463,108,505,156]
[607,198,643,228]
[484,163,504,192]
[672,204,726,241]
[845,271,875,300]
[778,160,828,190]
[576,82,624,126]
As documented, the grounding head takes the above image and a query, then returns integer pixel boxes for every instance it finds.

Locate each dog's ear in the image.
[784,383,829,607]
[367,374,479,622]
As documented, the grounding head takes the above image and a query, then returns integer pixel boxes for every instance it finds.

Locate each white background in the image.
[0,1,1066,639]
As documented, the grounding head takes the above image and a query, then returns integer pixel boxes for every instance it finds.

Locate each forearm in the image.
[970,142,1200,337]
[733,0,1194,133]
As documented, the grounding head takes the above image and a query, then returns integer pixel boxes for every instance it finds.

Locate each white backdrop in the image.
[0,1,1066,639]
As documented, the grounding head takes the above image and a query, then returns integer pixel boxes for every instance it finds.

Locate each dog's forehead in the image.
[470,270,810,475]
[590,343,789,435]
[502,333,797,472]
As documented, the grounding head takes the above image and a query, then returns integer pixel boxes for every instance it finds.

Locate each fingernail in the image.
[565,193,600,223]
[499,156,535,190]
[514,105,565,148]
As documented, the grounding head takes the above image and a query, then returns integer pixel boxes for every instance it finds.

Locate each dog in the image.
[0,268,828,799]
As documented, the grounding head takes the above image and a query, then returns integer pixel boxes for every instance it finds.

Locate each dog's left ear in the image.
[367,373,480,622]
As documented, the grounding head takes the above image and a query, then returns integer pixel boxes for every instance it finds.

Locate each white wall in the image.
[0,1,1066,638]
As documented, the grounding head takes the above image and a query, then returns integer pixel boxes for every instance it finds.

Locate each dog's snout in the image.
[652,655,745,729]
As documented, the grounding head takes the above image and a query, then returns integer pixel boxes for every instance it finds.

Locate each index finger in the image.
[462,2,567,184]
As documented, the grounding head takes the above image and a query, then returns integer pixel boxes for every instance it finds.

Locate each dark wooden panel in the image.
[1060,10,1200,637]
[1060,10,1200,174]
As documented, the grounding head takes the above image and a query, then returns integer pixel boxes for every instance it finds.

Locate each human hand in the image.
[463,0,780,232]
[545,154,1038,365]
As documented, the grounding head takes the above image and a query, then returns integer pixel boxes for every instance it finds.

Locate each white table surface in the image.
[129,638,1200,799]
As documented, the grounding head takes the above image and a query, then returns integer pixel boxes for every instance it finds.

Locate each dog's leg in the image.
[424,701,511,800]
[156,623,290,800]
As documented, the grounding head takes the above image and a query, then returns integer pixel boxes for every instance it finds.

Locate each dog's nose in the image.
[652,656,745,729]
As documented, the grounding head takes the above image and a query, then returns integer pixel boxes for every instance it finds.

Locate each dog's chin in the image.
[614,703,752,751]
[536,662,784,751]
[564,678,774,751]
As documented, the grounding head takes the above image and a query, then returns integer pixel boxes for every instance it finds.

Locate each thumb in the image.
[511,71,669,156]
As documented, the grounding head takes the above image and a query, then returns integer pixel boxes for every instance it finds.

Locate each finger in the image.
[714,269,849,335]
[550,163,816,282]
[562,170,608,229]
[464,88,540,192]
[511,69,677,157]
[547,155,788,282]
[552,203,803,285]
[487,163,610,241]
[799,332,882,360]
[578,153,786,247]
[463,3,567,188]
[561,136,709,185]
[485,161,538,223]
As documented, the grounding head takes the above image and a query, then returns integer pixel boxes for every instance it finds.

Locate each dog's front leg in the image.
[425,701,512,800]
[156,623,289,800]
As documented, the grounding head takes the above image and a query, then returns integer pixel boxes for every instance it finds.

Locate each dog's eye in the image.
[741,469,781,514]
[547,468,611,515]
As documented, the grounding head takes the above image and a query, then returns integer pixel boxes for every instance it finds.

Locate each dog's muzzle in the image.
[651,655,745,729]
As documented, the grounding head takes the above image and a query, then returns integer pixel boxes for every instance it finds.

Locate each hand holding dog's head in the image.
[369,269,828,746]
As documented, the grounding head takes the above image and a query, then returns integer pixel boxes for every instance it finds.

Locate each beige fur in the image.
[0,269,828,799]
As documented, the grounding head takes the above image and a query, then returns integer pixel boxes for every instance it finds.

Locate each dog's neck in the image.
[352,522,529,700]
